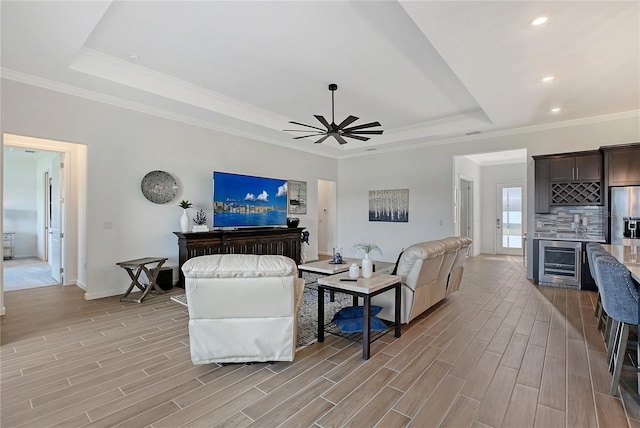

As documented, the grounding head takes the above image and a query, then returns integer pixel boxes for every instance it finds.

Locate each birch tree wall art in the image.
[369,189,409,222]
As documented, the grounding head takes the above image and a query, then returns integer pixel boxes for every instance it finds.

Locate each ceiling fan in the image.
[284,84,383,145]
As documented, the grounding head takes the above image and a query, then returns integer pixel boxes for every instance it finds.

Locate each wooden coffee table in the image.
[317,272,402,359]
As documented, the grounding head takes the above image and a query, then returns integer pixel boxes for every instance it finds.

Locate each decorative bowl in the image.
[287,217,300,228]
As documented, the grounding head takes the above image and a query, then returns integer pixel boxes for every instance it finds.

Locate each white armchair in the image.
[182,254,305,364]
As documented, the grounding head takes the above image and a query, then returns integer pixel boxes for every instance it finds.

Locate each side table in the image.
[299,258,395,301]
[116,257,168,303]
[317,272,402,359]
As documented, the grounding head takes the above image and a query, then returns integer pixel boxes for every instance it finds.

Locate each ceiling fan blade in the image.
[293,133,326,139]
[342,121,382,132]
[314,135,331,144]
[314,115,331,130]
[283,129,326,132]
[333,134,349,145]
[337,115,359,129]
[342,134,370,141]
[287,121,326,132]
[346,130,384,135]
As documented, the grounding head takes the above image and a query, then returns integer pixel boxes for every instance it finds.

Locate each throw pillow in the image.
[334,316,388,333]
[332,305,382,320]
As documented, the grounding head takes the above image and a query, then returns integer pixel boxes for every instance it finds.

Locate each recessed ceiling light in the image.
[542,76,555,82]
[531,16,548,26]
[365,148,377,151]
[127,53,140,62]
[551,107,561,113]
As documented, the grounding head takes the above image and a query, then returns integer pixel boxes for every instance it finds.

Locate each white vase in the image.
[180,209,190,233]
[361,253,373,278]
[349,263,359,278]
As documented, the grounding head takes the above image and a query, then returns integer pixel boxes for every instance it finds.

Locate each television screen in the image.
[213,171,288,227]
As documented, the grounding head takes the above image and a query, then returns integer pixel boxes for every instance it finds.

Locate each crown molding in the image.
[338,110,640,159]
[1,68,339,158]
[3,68,638,161]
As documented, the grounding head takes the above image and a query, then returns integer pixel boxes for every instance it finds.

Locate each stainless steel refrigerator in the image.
[610,186,640,244]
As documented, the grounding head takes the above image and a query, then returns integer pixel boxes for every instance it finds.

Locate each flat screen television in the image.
[213,171,288,228]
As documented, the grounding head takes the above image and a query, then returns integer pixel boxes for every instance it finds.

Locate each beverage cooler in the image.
[538,240,582,288]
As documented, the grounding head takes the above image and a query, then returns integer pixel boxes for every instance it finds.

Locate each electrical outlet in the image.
[103,221,113,230]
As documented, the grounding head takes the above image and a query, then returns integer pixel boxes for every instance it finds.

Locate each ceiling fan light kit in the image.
[284,84,383,145]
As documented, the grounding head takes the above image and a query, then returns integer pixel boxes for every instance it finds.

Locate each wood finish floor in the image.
[2,254,639,427]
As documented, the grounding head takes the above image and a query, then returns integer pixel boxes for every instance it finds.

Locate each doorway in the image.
[496,183,524,255]
[317,179,337,260]
[459,178,474,254]
[2,133,86,298]
[3,146,62,291]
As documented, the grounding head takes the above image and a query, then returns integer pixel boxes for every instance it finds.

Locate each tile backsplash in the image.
[535,206,605,239]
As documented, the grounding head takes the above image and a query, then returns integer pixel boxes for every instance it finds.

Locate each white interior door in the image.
[49,154,64,283]
[43,171,50,261]
[496,184,523,255]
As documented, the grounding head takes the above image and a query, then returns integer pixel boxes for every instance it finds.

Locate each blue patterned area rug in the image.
[170,282,351,348]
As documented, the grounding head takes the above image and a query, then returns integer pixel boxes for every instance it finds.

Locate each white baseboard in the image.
[84,286,129,300]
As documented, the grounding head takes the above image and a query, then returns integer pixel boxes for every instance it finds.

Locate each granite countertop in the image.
[533,232,606,243]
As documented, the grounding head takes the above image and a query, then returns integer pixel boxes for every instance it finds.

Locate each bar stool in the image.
[586,243,609,330]
[593,255,640,396]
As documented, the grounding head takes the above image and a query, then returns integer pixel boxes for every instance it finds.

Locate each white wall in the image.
[480,163,527,254]
[1,79,338,300]
[3,154,38,258]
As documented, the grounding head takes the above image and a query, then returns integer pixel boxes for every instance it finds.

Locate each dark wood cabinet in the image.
[603,144,640,186]
[534,150,603,210]
[549,152,601,182]
[174,227,305,287]
[534,158,550,213]
[575,154,602,181]
[549,156,575,181]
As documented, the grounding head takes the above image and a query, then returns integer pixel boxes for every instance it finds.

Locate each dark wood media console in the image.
[174,227,305,288]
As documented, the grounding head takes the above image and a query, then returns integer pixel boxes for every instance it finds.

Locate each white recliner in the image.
[182,254,305,364]
[372,237,471,324]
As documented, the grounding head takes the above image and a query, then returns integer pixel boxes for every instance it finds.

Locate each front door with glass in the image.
[497,184,523,255]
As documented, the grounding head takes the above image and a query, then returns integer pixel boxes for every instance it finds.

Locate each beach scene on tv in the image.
[213,172,288,227]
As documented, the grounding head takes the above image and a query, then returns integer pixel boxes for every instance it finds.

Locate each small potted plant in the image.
[179,200,192,233]
[352,242,382,278]
[352,242,383,258]
[192,209,209,232]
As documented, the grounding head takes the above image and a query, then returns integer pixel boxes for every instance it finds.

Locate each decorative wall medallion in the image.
[140,170,178,204]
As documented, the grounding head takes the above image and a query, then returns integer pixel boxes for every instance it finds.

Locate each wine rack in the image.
[551,182,602,205]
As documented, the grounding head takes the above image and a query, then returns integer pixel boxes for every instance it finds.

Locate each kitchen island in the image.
[602,244,640,282]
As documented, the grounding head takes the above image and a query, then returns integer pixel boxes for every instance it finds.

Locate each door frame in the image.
[0,133,82,293]
[457,175,474,255]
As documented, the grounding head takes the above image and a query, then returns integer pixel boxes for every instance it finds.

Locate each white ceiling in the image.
[1,1,638,159]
